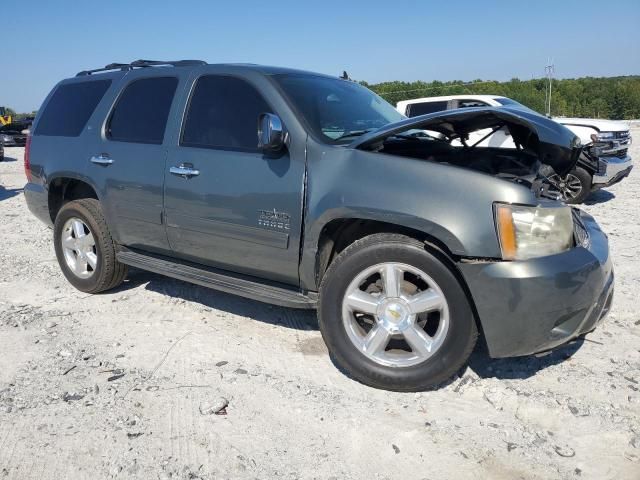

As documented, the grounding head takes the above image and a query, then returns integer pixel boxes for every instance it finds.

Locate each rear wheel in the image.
[549,166,592,204]
[53,198,127,293]
[318,233,477,391]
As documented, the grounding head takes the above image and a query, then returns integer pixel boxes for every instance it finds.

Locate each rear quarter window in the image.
[35,80,111,137]
[407,101,448,117]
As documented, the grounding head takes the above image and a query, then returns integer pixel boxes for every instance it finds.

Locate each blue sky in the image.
[2,0,639,112]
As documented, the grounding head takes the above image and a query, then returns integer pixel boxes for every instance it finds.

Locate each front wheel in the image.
[549,166,592,204]
[318,233,477,391]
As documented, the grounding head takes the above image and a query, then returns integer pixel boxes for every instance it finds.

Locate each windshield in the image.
[494,97,538,114]
[273,74,405,144]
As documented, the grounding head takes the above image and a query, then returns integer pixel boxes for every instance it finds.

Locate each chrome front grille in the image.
[615,131,630,140]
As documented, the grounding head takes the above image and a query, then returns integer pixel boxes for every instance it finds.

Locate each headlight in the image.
[590,132,615,142]
[0,134,11,142]
[494,203,574,260]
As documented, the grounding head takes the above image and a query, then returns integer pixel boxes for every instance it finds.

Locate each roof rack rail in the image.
[76,59,207,77]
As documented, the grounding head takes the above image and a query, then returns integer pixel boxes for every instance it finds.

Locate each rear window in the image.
[35,80,111,137]
[107,77,178,144]
[407,101,448,117]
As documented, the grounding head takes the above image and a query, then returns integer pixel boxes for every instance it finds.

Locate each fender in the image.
[298,142,537,291]
[298,208,466,291]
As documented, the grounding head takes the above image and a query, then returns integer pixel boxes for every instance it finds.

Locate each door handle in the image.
[170,163,200,178]
[90,154,114,165]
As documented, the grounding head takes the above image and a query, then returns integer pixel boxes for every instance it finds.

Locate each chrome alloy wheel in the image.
[60,217,98,279]
[341,262,450,368]
[549,173,583,201]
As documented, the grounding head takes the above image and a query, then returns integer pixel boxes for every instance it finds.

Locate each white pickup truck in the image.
[396,95,633,203]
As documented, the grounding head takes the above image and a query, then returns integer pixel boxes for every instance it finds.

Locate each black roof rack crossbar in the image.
[76,59,206,76]
[76,63,132,76]
[129,59,207,68]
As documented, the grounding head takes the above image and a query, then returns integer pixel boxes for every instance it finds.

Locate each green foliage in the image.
[366,76,640,119]
[0,106,16,117]
[0,107,37,121]
[14,111,36,121]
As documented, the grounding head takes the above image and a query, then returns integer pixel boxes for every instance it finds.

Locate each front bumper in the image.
[458,210,613,358]
[0,135,26,147]
[0,139,17,147]
[593,154,633,187]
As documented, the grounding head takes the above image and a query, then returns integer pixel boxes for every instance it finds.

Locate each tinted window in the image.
[181,76,272,150]
[274,74,404,143]
[494,97,538,114]
[108,77,178,144]
[407,101,448,117]
[495,97,522,107]
[457,99,488,108]
[36,80,111,137]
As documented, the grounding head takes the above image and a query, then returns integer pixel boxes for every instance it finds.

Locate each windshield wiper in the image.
[334,128,377,141]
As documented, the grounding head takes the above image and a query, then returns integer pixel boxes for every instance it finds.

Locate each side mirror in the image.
[258,113,285,152]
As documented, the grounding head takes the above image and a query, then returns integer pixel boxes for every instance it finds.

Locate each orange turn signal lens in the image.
[495,205,517,260]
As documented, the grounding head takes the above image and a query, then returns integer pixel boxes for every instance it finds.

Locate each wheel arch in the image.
[303,216,486,347]
[313,217,457,285]
[47,175,101,223]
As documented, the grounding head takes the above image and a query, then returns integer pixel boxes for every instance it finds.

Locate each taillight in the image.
[24,134,32,182]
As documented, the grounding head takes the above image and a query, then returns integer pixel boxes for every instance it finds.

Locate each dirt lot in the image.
[1,131,639,480]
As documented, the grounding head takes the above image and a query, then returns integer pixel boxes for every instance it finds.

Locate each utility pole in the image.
[545,59,554,117]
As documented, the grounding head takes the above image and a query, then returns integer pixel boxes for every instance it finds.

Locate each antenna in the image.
[544,59,555,117]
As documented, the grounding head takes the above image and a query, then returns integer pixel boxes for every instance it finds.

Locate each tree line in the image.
[4,75,640,120]
[363,75,640,120]
[0,107,37,121]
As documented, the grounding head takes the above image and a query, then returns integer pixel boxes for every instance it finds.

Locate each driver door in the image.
[163,74,305,286]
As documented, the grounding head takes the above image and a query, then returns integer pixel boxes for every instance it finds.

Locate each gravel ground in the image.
[0,132,639,480]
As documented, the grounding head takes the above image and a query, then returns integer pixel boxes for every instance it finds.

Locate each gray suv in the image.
[24,60,613,391]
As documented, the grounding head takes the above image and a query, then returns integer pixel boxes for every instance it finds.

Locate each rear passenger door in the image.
[88,73,180,254]
[163,74,305,286]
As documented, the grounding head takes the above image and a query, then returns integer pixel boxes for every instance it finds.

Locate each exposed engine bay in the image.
[351,107,583,198]
[379,133,541,186]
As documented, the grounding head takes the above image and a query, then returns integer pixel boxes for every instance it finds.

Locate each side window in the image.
[107,77,178,144]
[35,80,111,137]
[181,75,272,150]
[406,101,448,117]
[457,99,488,108]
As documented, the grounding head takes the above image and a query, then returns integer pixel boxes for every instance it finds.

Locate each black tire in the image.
[53,198,127,293]
[557,167,592,204]
[318,233,477,391]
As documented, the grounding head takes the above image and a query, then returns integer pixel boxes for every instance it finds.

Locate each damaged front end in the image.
[351,107,582,199]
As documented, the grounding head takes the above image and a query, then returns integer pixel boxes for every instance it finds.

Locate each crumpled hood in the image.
[351,106,582,175]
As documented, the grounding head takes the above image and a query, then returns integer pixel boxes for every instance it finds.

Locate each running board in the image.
[116,248,317,309]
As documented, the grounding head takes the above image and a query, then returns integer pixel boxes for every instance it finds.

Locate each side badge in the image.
[258,209,291,231]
